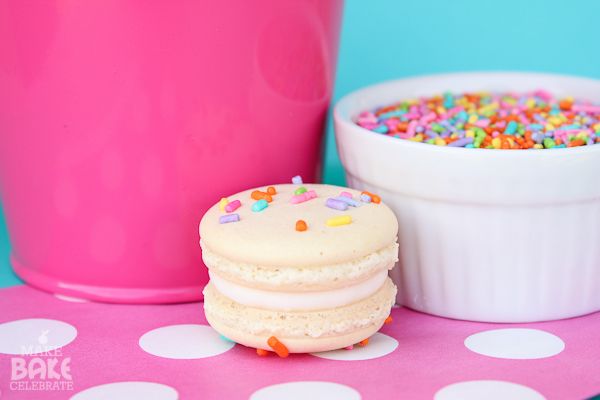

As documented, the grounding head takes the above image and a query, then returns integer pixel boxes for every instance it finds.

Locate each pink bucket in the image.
[0,0,343,303]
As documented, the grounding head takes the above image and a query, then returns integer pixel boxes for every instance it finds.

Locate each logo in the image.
[9,329,73,391]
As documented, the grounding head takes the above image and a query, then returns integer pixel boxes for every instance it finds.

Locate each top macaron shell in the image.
[199,184,398,268]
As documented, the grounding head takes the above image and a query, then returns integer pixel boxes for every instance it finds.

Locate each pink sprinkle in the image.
[572,105,600,113]
[519,116,531,125]
[224,200,241,213]
[289,190,316,204]
[358,122,378,130]
[492,131,500,138]
[535,89,553,101]
[559,129,593,135]
[498,110,508,118]
[495,120,507,129]
[345,345,354,350]
[340,192,352,198]
[500,101,513,109]
[384,119,398,130]
[402,112,421,119]
[405,120,418,138]
[419,112,436,125]
[446,106,464,117]
[473,119,490,128]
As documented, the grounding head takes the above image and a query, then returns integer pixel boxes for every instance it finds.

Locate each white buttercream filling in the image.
[208,268,389,312]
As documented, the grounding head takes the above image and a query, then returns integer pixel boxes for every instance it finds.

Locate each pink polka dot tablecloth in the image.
[1,285,600,400]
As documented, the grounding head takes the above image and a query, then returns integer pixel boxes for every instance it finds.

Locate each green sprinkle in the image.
[295,187,307,196]
[431,124,444,133]
[426,139,435,144]
[543,138,556,149]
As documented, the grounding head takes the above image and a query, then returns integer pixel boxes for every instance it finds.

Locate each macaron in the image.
[199,184,398,355]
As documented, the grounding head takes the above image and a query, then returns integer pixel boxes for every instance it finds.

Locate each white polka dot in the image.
[464,328,565,359]
[250,381,360,400]
[309,332,398,361]
[70,382,178,400]
[139,324,234,359]
[434,380,546,400]
[0,319,77,355]
[55,294,90,302]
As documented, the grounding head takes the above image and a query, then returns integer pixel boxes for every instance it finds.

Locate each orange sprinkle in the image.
[526,139,535,148]
[501,139,511,150]
[567,139,585,147]
[596,137,600,143]
[359,338,370,346]
[251,190,266,200]
[296,220,307,231]
[511,144,521,150]
[524,131,532,141]
[257,349,269,356]
[267,187,276,195]
[267,336,289,358]
[384,316,393,324]
[555,138,563,145]
[397,121,409,132]
[361,191,380,204]
[263,193,273,203]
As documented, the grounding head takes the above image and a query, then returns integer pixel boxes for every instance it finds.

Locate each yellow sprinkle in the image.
[407,133,424,142]
[558,113,568,122]
[465,130,475,138]
[219,198,229,211]
[526,99,536,109]
[545,123,555,131]
[468,114,478,124]
[436,106,447,115]
[450,132,459,139]
[478,102,499,114]
[405,98,419,105]
[327,215,351,226]
[434,137,447,146]
[507,138,515,147]
[503,98,517,106]
[576,131,586,139]
[565,95,574,102]
[548,117,562,126]
[533,144,544,149]
[491,137,501,149]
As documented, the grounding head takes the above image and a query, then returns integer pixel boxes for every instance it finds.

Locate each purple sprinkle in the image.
[440,130,450,138]
[360,193,371,203]
[415,125,424,133]
[219,214,240,224]
[457,130,466,139]
[291,175,303,184]
[334,196,361,207]
[587,139,594,145]
[425,129,439,138]
[446,137,474,147]
[326,198,348,211]
[531,132,544,144]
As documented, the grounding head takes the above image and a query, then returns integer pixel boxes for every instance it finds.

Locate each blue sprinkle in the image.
[360,193,371,203]
[220,335,236,343]
[373,125,388,134]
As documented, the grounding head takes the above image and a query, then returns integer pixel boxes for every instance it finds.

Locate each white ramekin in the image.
[333,71,600,323]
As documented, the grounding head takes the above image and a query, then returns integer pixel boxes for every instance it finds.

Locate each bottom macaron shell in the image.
[203,279,397,353]
[206,314,383,354]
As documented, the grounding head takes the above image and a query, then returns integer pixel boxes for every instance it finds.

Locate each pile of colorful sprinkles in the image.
[215,176,390,357]
[357,90,600,149]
